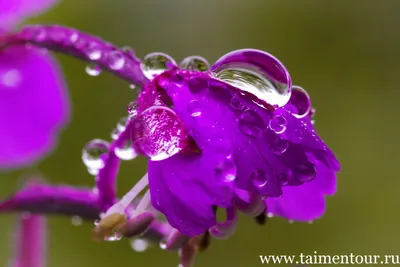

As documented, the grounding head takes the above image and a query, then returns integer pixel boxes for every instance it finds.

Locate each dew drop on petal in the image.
[111,128,120,140]
[210,49,291,108]
[289,86,311,118]
[115,140,137,161]
[238,109,265,137]
[186,100,202,117]
[141,52,177,80]
[131,106,189,161]
[82,139,110,171]
[105,231,123,242]
[269,115,287,134]
[129,84,136,90]
[251,169,267,188]
[85,64,102,76]
[215,155,237,183]
[131,238,149,252]
[180,56,209,71]
[230,96,245,111]
[269,136,288,155]
[294,163,316,182]
[276,173,289,186]
[108,50,125,70]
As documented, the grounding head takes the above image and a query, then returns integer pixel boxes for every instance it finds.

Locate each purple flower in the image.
[0,24,340,266]
[0,0,69,169]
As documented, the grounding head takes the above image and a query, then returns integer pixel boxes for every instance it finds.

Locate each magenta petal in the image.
[0,47,69,169]
[0,0,58,28]
[267,160,337,221]
[12,215,46,267]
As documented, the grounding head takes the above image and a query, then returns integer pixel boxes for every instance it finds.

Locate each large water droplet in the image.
[251,169,267,187]
[210,49,291,108]
[141,52,176,80]
[294,163,316,182]
[186,100,202,117]
[104,231,123,242]
[108,51,125,70]
[269,136,288,155]
[215,155,237,183]
[115,140,137,160]
[131,238,149,252]
[85,64,102,76]
[159,240,167,250]
[82,139,110,171]
[289,86,311,118]
[180,56,209,71]
[269,115,287,134]
[131,106,189,161]
[238,109,265,137]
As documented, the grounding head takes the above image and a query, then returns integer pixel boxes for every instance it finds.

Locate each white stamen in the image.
[132,190,151,217]
[105,173,149,216]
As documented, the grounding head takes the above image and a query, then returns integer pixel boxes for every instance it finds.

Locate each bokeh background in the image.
[1,0,400,266]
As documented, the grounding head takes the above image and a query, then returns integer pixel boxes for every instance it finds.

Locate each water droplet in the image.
[141,52,176,80]
[276,173,289,185]
[269,115,287,134]
[289,86,311,118]
[87,167,99,176]
[85,42,102,60]
[105,230,123,242]
[187,100,202,117]
[294,163,316,182]
[230,96,245,111]
[210,49,291,108]
[115,140,137,160]
[132,106,189,161]
[122,46,135,59]
[85,64,102,76]
[127,101,138,117]
[215,155,237,183]
[111,128,120,140]
[108,50,125,70]
[159,240,167,250]
[71,216,83,226]
[82,139,110,171]
[269,136,288,155]
[1,69,22,88]
[238,109,265,137]
[180,56,209,71]
[117,116,129,132]
[131,238,149,252]
[68,32,79,44]
[267,212,274,218]
[251,169,267,187]
[129,84,136,89]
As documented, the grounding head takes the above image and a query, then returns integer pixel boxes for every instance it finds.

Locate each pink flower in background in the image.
[0,0,69,169]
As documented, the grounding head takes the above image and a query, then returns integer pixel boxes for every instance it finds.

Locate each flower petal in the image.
[0,47,69,169]
[0,0,58,29]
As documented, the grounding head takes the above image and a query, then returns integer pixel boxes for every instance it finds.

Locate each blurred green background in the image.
[1,0,400,266]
